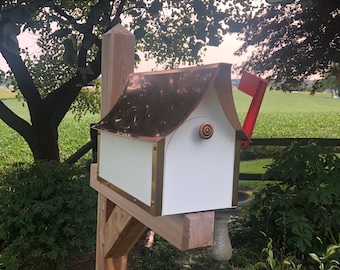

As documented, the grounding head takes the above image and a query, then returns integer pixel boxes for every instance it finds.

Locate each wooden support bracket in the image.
[96,193,146,270]
[104,206,146,258]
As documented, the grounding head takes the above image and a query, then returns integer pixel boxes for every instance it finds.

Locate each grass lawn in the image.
[233,88,340,113]
[239,158,271,173]
[0,87,16,99]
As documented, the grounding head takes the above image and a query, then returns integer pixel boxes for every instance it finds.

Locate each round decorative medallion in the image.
[199,122,214,139]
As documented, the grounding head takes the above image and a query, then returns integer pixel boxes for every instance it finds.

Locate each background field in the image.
[0,88,339,164]
[234,89,340,138]
[0,96,99,164]
[0,87,16,99]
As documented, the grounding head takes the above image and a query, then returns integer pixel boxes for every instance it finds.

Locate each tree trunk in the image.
[29,125,60,162]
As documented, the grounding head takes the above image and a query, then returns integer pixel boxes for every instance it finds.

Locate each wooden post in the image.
[94,24,216,270]
[96,24,146,270]
[101,24,135,117]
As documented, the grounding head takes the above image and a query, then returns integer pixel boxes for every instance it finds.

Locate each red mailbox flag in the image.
[238,71,268,149]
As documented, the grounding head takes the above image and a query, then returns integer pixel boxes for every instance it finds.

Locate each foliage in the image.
[251,233,340,270]
[253,234,302,270]
[246,142,340,257]
[310,70,340,95]
[241,146,284,160]
[69,80,101,120]
[309,236,340,270]
[0,161,97,270]
[235,0,340,85]
[129,0,256,69]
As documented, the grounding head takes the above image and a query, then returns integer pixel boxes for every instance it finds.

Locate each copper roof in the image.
[93,63,246,141]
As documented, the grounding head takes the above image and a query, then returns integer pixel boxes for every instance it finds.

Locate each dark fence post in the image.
[90,123,98,162]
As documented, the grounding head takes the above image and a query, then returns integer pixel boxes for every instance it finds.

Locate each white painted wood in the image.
[162,87,235,215]
[98,86,237,215]
[98,131,153,206]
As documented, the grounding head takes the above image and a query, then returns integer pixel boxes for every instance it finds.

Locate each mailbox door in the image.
[162,88,236,215]
[98,131,153,207]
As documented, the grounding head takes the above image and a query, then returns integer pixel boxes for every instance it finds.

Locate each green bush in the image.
[250,233,340,270]
[240,146,284,161]
[246,142,340,258]
[0,161,97,270]
[309,236,340,270]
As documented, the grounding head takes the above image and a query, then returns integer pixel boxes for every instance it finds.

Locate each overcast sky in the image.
[135,33,248,76]
[0,30,248,78]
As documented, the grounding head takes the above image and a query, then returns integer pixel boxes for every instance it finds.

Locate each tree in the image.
[0,0,257,162]
[234,0,340,87]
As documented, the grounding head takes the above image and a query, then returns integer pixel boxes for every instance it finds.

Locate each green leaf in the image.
[135,53,141,62]
[52,28,72,38]
[195,23,207,41]
[134,27,146,40]
[253,262,268,269]
[148,0,162,15]
[193,0,206,18]
[182,27,195,36]
[208,35,219,46]
[228,20,245,33]
[136,1,147,9]
[309,253,322,263]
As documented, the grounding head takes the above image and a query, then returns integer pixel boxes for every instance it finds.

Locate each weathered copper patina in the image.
[93,63,247,141]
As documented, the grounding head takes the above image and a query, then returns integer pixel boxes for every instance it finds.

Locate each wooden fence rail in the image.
[250,138,340,147]
[240,138,340,180]
[64,126,97,165]
[65,133,340,181]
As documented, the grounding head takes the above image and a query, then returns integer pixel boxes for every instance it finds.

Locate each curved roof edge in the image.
[92,63,247,141]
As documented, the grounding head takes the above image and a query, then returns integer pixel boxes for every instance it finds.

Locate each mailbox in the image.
[93,63,250,216]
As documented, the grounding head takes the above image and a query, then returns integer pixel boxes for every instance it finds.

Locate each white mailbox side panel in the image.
[162,88,236,215]
[98,131,153,206]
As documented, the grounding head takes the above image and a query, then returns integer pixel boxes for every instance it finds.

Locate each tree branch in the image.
[45,48,102,127]
[48,1,79,27]
[0,43,42,109]
[0,100,33,144]
[114,0,127,24]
